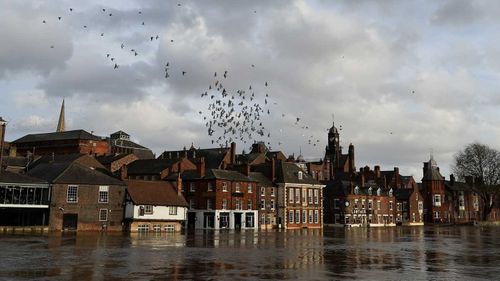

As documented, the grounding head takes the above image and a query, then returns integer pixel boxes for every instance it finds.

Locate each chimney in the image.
[176,173,182,195]
[243,163,250,176]
[360,173,365,187]
[348,143,355,173]
[197,157,205,178]
[374,165,380,178]
[120,165,128,180]
[423,162,429,178]
[394,167,400,186]
[450,174,455,185]
[230,142,236,165]
[271,158,276,181]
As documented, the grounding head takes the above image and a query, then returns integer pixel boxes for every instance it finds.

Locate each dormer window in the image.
[389,188,393,197]
[298,171,303,180]
[354,186,360,195]
[368,187,372,196]
[377,188,382,196]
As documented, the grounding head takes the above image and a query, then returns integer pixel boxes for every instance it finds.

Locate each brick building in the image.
[125,157,196,181]
[96,153,139,174]
[27,159,126,231]
[421,156,450,223]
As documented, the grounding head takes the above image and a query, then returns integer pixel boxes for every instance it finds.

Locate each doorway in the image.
[62,214,78,230]
[234,213,242,230]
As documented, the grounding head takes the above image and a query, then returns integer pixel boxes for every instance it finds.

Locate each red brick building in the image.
[27,159,126,231]
[421,156,450,223]
[12,130,109,157]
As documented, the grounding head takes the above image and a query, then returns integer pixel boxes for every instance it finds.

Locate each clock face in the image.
[345,201,350,207]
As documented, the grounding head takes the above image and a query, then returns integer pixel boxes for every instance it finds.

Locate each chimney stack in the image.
[374,165,380,178]
[176,173,182,195]
[197,157,205,178]
[450,174,455,185]
[230,142,236,165]
[348,143,355,174]
[271,158,276,181]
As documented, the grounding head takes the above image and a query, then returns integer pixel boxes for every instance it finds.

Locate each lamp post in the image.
[0,117,6,174]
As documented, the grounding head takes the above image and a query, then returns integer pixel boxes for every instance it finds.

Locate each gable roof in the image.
[248,172,273,187]
[275,162,322,185]
[27,162,124,185]
[127,158,181,175]
[13,130,102,144]
[0,170,48,185]
[96,153,134,165]
[125,180,188,207]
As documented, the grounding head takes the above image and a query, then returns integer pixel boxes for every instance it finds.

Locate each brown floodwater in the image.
[0,226,498,280]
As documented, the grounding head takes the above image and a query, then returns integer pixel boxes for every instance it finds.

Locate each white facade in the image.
[189,209,258,230]
[125,202,187,221]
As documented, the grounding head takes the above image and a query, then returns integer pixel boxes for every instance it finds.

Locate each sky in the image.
[1,0,500,180]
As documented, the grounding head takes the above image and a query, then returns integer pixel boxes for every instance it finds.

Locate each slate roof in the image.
[444,180,472,192]
[125,180,188,207]
[127,158,181,175]
[13,130,102,143]
[1,156,29,168]
[110,139,154,159]
[422,168,444,181]
[27,162,125,185]
[205,169,256,182]
[0,170,48,185]
[160,147,230,169]
[248,172,274,187]
[96,153,133,165]
[275,162,322,185]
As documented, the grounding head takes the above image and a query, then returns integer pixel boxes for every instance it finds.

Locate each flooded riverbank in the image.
[0,226,498,280]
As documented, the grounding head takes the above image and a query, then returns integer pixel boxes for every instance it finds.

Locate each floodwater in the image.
[0,226,499,280]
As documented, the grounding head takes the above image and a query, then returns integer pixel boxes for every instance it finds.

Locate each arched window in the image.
[368,187,372,196]
[298,171,303,180]
[389,188,393,197]
[354,186,360,195]
[377,187,382,196]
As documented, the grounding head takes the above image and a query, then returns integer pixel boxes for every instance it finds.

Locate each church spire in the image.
[56,99,65,132]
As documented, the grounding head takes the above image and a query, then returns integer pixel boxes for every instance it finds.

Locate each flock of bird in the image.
[40,4,329,153]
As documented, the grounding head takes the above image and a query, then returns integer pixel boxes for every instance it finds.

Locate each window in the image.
[190,183,195,192]
[98,186,109,203]
[67,185,78,203]
[377,188,382,196]
[289,189,294,203]
[189,199,195,209]
[433,194,441,207]
[222,182,228,192]
[295,188,300,203]
[207,182,213,192]
[270,199,275,210]
[247,200,253,210]
[302,189,307,204]
[248,184,253,193]
[145,205,153,214]
[458,192,465,210]
[434,211,440,219]
[153,224,161,232]
[334,199,340,209]
[314,210,319,223]
[309,210,313,223]
[271,187,275,197]
[397,202,402,211]
[389,188,393,197]
[368,200,372,210]
[361,199,365,209]
[235,199,242,210]
[207,199,213,210]
[181,183,185,192]
[308,189,313,204]
[354,186,360,195]
[377,200,381,210]
[418,201,423,212]
[261,187,265,196]
[235,183,241,193]
[302,210,307,223]
[298,171,303,180]
[389,201,393,211]
[289,211,294,223]
[99,209,108,221]
[295,210,301,223]
[314,189,319,204]
[138,224,149,232]
[368,187,372,196]
[165,224,175,232]
[169,206,177,215]
[260,199,265,210]
[354,199,358,209]
[222,199,227,209]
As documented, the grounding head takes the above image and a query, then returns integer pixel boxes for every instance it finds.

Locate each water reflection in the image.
[0,227,499,280]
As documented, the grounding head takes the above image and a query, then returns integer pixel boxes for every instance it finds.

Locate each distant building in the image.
[124,180,188,232]
[125,157,196,181]
[96,153,138,174]
[12,130,109,157]
[421,156,450,223]
[108,131,154,159]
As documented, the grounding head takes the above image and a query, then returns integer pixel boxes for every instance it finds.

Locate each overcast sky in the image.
[1,0,500,180]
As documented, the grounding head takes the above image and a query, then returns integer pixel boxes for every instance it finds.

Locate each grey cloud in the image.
[431,0,483,25]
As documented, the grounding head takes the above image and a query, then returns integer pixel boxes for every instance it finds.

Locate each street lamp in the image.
[0,117,7,174]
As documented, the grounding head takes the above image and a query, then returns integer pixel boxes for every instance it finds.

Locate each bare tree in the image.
[453,143,500,220]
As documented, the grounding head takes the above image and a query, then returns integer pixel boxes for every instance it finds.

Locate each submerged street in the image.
[0,226,499,280]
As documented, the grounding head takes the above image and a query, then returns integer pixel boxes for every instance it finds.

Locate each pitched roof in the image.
[125,180,188,207]
[275,162,322,185]
[96,153,133,165]
[205,169,256,182]
[248,172,273,187]
[160,147,230,169]
[127,158,180,175]
[13,130,102,143]
[0,170,48,185]
[27,162,124,185]
[394,188,414,200]
[422,168,444,181]
[1,156,29,168]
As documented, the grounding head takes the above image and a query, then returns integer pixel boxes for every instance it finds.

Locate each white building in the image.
[124,180,188,232]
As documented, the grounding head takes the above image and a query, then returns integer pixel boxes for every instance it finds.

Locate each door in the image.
[204,213,215,228]
[234,213,242,230]
[187,212,196,229]
[62,214,78,230]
